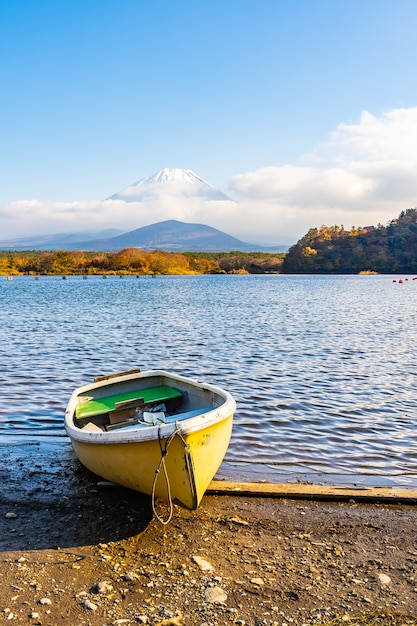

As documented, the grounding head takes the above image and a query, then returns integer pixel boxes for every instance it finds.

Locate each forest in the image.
[0,248,285,276]
[283,208,417,274]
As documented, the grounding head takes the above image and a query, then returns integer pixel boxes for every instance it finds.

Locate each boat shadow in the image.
[0,440,154,552]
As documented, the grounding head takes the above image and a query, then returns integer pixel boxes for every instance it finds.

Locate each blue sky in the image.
[1,0,417,244]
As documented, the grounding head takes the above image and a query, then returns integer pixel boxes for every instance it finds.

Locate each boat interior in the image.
[73,374,222,433]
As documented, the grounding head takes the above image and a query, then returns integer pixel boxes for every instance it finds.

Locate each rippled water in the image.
[1,274,417,487]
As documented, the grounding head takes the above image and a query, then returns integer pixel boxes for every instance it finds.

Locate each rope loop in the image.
[151,424,187,525]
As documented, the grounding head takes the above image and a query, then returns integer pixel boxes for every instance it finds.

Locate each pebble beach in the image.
[1,441,417,625]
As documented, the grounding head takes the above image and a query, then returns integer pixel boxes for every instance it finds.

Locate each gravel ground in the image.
[1,441,417,626]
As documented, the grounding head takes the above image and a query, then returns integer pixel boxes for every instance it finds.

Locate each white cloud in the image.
[228,106,417,242]
[1,106,417,245]
[330,108,417,161]
[0,196,240,241]
[230,165,375,205]
[0,200,112,238]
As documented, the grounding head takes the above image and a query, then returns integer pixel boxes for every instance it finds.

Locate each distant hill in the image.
[0,229,122,250]
[64,220,286,252]
[0,220,287,253]
[283,208,417,274]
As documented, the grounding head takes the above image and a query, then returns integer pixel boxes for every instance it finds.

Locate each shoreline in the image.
[1,442,417,624]
[3,437,417,491]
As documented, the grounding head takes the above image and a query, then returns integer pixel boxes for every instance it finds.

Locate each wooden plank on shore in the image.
[207,481,417,504]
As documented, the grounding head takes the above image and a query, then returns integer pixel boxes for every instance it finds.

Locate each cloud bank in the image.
[1,107,417,245]
[228,107,417,243]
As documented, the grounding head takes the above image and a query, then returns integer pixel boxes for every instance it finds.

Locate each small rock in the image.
[82,599,98,611]
[122,571,140,581]
[228,516,249,526]
[377,573,391,586]
[95,580,113,594]
[192,555,214,571]
[250,577,265,586]
[156,616,183,625]
[5,512,17,519]
[204,586,227,604]
[136,616,148,624]
[38,598,52,605]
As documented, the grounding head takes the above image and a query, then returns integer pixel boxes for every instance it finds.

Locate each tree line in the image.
[283,208,417,274]
[0,248,285,276]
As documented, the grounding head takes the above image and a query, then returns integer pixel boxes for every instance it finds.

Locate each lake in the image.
[1,273,417,488]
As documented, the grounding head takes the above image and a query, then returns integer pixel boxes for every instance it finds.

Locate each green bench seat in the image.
[75,385,183,420]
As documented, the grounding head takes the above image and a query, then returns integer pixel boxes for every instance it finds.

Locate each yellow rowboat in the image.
[64,369,235,519]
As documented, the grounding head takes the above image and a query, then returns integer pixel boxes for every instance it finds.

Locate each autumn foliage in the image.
[283,209,417,274]
[0,248,284,276]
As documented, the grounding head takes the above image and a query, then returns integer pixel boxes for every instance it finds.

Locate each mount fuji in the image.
[107,168,234,202]
[0,168,287,251]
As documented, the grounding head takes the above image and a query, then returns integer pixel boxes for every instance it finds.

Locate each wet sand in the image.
[1,440,417,625]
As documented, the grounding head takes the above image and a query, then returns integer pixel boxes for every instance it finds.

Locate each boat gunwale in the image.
[64,369,236,445]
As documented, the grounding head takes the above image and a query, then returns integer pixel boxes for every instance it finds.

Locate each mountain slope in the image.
[108,168,233,202]
[0,220,286,252]
[78,220,277,252]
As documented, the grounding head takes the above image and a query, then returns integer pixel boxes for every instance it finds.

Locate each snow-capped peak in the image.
[141,168,213,187]
[107,168,233,202]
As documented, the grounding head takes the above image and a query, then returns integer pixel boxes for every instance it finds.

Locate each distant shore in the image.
[0,249,285,277]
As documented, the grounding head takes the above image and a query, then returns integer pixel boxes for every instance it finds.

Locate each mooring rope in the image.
[151,423,189,524]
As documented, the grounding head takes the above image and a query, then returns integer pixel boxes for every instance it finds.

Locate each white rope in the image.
[152,451,174,525]
[151,424,188,525]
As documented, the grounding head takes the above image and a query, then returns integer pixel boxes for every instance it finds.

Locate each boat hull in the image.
[70,414,233,509]
[65,370,235,510]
